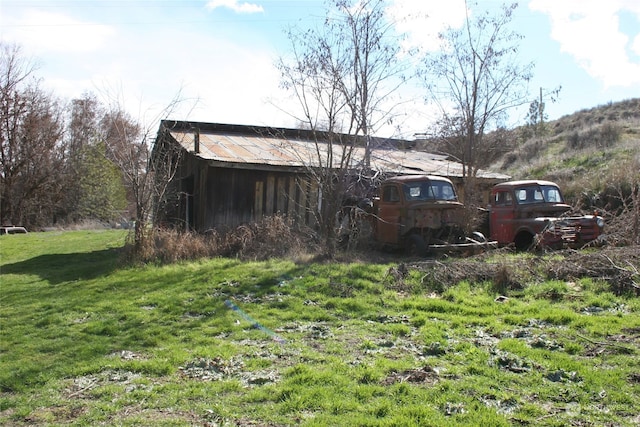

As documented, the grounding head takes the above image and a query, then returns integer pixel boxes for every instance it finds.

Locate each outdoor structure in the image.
[153,120,509,232]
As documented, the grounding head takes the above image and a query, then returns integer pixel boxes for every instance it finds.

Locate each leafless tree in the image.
[422,2,534,204]
[277,0,409,253]
[0,43,65,228]
[100,90,189,259]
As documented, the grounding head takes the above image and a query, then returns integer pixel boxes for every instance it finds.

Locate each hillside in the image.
[493,98,640,205]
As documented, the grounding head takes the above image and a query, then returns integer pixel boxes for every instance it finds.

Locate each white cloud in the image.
[387,0,467,53]
[529,0,640,87]
[634,34,640,56]
[92,28,287,128]
[3,10,115,54]
[205,0,264,14]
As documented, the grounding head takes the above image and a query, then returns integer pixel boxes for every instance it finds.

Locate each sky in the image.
[1,0,639,139]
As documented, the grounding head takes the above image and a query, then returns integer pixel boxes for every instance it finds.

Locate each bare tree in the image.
[422,2,534,203]
[100,91,188,259]
[0,43,65,228]
[277,0,408,253]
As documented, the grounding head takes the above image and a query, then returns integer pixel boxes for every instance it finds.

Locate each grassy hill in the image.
[1,230,639,426]
[494,98,640,205]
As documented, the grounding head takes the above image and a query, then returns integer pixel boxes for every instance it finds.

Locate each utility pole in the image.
[539,87,544,129]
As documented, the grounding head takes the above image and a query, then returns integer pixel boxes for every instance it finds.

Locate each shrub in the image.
[220,214,317,260]
[599,122,621,147]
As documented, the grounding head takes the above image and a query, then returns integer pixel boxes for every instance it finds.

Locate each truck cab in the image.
[489,180,604,250]
[373,175,476,254]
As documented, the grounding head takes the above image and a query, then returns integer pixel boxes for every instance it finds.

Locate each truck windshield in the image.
[515,185,564,204]
[403,180,457,201]
[540,185,564,203]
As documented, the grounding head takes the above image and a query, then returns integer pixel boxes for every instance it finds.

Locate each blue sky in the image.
[1,0,639,139]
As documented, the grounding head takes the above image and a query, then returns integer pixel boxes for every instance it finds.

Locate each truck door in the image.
[376,184,402,244]
[490,189,515,244]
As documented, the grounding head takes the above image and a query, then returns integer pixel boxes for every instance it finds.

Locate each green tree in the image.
[524,87,561,139]
[76,142,127,222]
[60,93,104,223]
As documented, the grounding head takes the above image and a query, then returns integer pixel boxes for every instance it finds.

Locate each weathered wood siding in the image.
[168,156,319,232]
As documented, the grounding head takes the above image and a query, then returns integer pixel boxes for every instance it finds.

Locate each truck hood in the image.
[408,200,465,210]
[518,203,572,217]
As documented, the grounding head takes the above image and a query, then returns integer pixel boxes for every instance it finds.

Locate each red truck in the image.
[366,176,604,255]
[489,180,605,250]
[370,175,494,255]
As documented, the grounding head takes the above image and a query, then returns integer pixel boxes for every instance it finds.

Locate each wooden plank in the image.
[266,174,275,214]
[308,180,319,228]
[277,176,287,213]
[254,181,264,220]
[198,166,207,230]
[297,177,308,225]
[287,177,296,217]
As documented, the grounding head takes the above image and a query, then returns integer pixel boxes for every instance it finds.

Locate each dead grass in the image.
[401,246,640,296]
[127,214,320,264]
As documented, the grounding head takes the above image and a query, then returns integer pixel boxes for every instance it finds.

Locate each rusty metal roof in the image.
[162,121,510,180]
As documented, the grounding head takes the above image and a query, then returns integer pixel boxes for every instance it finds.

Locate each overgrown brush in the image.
[123,214,319,264]
[585,156,640,246]
[398,247,640,296]
[219,214,318,259]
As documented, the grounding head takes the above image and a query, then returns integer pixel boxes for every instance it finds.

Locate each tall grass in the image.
[123,214,319,264]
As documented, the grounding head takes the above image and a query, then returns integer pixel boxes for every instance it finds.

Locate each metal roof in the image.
[162,121,510,181]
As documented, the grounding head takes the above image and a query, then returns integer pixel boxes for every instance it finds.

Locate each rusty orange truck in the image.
[370,175,494,255]
[488,180,605,250]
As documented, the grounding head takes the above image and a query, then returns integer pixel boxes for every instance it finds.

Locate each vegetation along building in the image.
[153,120,509,232]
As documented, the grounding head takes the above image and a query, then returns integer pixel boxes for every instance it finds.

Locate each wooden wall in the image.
[168,156,319,232]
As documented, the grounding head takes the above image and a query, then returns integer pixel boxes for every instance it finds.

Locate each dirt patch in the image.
[21,405,87,425]
[102,408,208,427]
[65,369,143,399]
[381,365,441,386]
[179,356,280,387]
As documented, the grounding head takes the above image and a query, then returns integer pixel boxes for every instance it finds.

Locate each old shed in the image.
[154,120,509,232]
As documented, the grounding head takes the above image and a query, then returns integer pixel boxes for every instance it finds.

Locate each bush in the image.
[566,124,621,151]
[220,214,317,260]
[599,123,621,147]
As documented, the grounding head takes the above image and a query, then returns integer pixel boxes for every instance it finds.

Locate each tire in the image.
[514,231,534,251]
[406,234,428,257]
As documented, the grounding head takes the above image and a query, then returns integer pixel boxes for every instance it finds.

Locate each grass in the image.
[1,230,640,426]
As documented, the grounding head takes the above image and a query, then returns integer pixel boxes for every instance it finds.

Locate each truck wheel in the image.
[514,231,534,251]
[407,234,428,257]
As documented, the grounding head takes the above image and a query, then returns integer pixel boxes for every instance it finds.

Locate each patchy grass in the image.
[1,230,639,426]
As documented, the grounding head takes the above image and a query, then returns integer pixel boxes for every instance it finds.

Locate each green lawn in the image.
[1,230,639,426]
